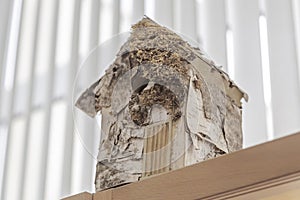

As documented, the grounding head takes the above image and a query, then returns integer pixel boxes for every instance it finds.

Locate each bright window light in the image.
[226,29,235,79]
[2,117,26,200]
[23,109,46,200]
[79,0,92,58]
[44,101,67,200]
[145,0,155,19]
[99,0,113,43]
[259,15,274,140]
[120,0,133,32]
[16,0,39,85]
[35,0,57,76]
[0,125,8,198]
[56,0,75,68]
[71,129,84,193]
[292,0,300,90]
[3,0,23,90]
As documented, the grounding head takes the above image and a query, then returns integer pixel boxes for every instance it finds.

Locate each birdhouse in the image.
[75,17,248,192]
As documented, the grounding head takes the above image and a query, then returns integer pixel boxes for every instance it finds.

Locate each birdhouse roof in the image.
[76,16,248,117]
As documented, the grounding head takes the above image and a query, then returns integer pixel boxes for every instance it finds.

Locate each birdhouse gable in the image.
[75,16,248,192]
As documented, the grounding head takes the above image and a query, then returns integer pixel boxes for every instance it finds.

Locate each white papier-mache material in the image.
[76,16,248,191]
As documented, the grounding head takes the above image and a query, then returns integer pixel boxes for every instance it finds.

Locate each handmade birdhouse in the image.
[76,16,248,191]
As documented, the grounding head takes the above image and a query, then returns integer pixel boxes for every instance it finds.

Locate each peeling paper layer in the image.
[75,16,247,191]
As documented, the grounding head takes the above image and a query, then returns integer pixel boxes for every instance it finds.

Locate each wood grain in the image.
[93,189,113,200]
[61,192,92,200]
[63,132,300,200]
[112,132,300,200]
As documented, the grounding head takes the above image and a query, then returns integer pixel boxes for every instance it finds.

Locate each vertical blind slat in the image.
[174,0,197,42]
[44,101,67,200]
[19,0,41,195]
[264,0,300,137]
[2,118,26,200]
[0,0,14,198]
[21,0,59,199]
[197,0,227,69]
[61,0,81,196]
[89,0,100,49]
[112,0,120,35]
[292,0,300,91]
[154,0,174,28]
[1,0,25,200]
[132,0,144,23]
[39,0,59,199]
[0,126,8,199]
[22,110,46,200]
[226,0,268,147]
[0,0,14,108]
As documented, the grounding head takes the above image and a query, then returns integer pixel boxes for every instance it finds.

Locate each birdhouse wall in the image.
[75,17,247,192]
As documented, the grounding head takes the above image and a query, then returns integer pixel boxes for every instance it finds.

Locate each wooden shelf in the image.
[62,132,300,200]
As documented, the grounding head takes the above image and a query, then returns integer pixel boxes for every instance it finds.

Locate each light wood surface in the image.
[93,189,113,200]
[230,178,300,200]
[62,132,300,200]
[61,192,92,200]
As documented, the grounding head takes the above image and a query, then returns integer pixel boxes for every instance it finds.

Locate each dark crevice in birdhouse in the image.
[129,84,182,126]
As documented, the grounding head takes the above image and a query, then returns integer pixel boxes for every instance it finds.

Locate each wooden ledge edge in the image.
[61,189,113,200]
[62,132,300,200]
[61,192,92,200]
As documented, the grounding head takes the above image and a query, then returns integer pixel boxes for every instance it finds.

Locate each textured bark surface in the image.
[76,16,248,192]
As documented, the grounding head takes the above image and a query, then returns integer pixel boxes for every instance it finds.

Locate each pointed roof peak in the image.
[132,16,160,29]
